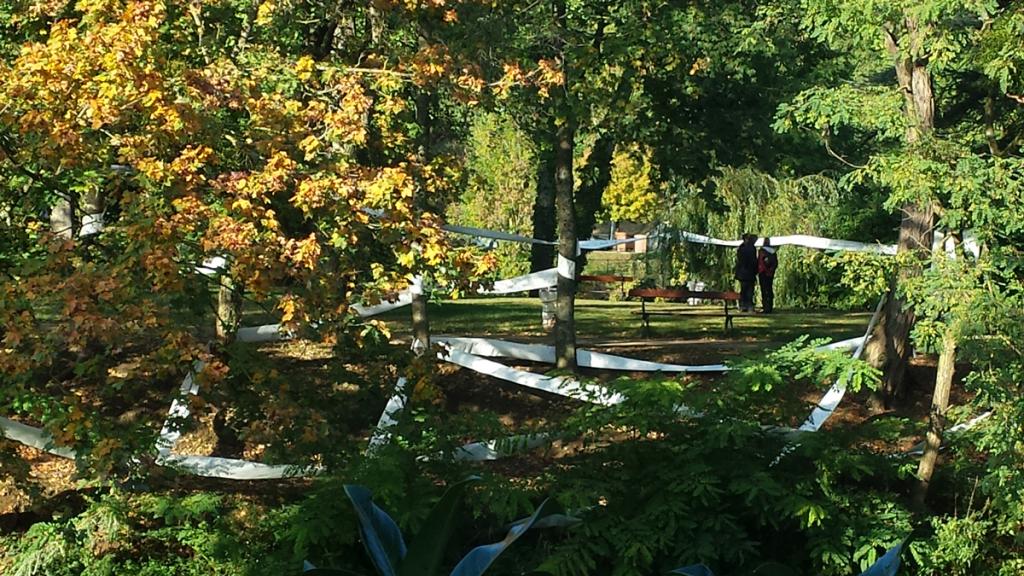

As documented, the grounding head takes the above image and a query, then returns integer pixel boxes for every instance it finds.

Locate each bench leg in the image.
[724,300,733,332]
[641,298,650,331]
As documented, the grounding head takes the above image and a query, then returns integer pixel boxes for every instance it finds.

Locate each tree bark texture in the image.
[554,122,577,371]
[866,20,936,409]
[410,87,433,354]
[411,290,430,355]
[216,274,242,343]
[553,0,576,371]
[912,327,957,509]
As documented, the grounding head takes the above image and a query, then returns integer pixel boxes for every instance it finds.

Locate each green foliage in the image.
[450,112,537,278]
[602,145,660,224]
[667,167,894,308]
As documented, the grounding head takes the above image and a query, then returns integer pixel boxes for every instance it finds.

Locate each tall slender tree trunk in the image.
[411,91,432,352]
[912,327,957,508]
[866,20,936,409]
[554,122,577,370]
[553,0,576,371]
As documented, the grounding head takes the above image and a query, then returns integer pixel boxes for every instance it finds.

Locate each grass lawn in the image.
[379,296,873,345]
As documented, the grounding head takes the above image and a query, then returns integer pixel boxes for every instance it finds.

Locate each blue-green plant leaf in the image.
[508,500,582,530]
[448,499,550,576]
[858,541,903,576]
[399,476,481,576]
[345,485,408,576]
[670,564,714,576]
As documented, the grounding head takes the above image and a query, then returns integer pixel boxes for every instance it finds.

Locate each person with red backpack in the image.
[757,238,778,313]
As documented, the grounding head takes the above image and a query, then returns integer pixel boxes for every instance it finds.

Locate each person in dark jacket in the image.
[734,234,758,312]
[758,238,778,313]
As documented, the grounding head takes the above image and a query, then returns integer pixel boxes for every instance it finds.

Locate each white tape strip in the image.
[156,364,204,452]
[441,219,895,255]
[352,289,414,317]
[366,377,408,453]
[443,224,557,246]
[154,453,313,480]
[80,213,104,237]
[232,270,557,341]
[442,349,626,406]
[450,434,549,461]
[799,296,886,432]
[483,268,558,294]
[237,324,288,343]
[578,234,662,251]
[904,410,994,456]
[434,337,729,373]
[679,231,897,255]
[196,256,227,276]
[557,254,575,280]
[154,362,319,479]
[0,417,77,459]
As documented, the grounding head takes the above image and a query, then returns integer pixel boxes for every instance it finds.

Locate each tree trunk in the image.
[553,0,576,371]
[912,327,957,509]
[530,138,557,276]
[866,20,936,409]
[216,274,242,343]
[411,286,430,356]
[554,122,577,371]
[411,88,433,355]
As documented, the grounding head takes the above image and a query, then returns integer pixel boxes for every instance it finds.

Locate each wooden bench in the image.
[628,288,740,332]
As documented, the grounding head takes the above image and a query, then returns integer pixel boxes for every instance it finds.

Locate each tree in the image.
[781,0,1024,506]
[0,0,490,472]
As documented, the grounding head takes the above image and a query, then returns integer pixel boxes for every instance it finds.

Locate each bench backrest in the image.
[579,274,633,283]
[628,288,739,301]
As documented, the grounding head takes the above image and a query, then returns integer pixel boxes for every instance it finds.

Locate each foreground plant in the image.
[303,477,553,576]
